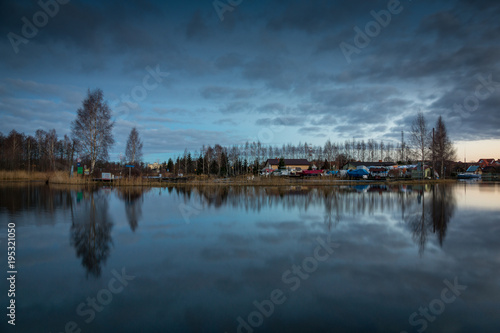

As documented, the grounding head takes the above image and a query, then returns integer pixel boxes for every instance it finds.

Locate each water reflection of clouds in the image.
[2,183,500,332]
[455,182,500,210]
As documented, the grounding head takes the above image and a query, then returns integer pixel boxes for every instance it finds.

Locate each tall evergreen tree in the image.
[432,116,456,178]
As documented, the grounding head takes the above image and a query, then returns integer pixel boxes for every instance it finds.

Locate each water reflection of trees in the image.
[70,190,113,278]
[1,183,457,265]
[172,185,456,252]
[0,183,73,223]
[405,185,456,254]
[115,187,149,231]
[172,185,420,221]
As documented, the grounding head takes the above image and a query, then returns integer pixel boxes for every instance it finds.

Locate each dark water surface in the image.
[0,182,499,333]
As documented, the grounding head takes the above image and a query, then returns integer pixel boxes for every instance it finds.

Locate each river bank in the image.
[0,170,460,187]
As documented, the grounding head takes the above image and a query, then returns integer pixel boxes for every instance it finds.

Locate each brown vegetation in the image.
[0,170,458,187]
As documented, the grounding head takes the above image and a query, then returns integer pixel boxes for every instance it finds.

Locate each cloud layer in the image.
[1,0,499,161]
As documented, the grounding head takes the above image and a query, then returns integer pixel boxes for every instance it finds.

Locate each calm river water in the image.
[0,182,499,333]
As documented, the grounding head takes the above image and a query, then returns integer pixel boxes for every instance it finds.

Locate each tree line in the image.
[0,88,455,177]
[164,112,454,177]
[0,89,142,174]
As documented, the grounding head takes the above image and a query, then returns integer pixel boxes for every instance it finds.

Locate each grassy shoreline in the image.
[0,170,459,187]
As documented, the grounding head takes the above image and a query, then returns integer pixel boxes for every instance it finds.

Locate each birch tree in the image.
[125,127,143,164]
[71,89,114,172]
[410,111,430,176]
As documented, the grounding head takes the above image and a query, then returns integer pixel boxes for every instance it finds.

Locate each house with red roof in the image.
[478,159,495,168]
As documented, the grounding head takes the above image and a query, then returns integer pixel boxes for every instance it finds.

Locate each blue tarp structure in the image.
[347,169,370,178]
[354,185,370,192]
[466,166,480,173]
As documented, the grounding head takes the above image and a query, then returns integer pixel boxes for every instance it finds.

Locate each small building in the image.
[466,165,482,174]
[369,167,388,178]
[264,159,311,171]
[481,166,498,174]
[260,168,274,175]
[411,167,432,179]
[478,159,495,168]
[147,162,160,170]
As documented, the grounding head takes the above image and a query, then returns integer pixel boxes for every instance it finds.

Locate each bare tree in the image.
[46,129,57,171]
[5,130,24,170]
[125,127,143,164]
[367,139,374,162]
[400,131,406,162]
[361,140,366,161]
[410,111,430,177]
[71,89,114,172]
[379,140,385,162]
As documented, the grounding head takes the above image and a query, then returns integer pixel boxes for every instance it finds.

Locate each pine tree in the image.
[433,116,456,178]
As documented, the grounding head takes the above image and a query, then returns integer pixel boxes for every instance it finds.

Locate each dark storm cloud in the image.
[152,107,192,115]
[214,53,245,70]
[255,102,284,112]
[312,86,401,107]
[310,114,338,126]
[219,101,254,114]
[298,126,324,136]
[1,0,499,158]
[213,118,238,126]
[3,78,82,104]
[306,85,414,129]
[430,79,500,140]
[1,0,166,51]
[241,56,295,90]
[417,11,463,40]
[135,126,238,153]
[266,0,374,34]
[255,117,303,127]
[200,86,256,99]
[186,10,209,40]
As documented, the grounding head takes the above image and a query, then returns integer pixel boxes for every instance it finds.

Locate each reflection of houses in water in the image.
[70,190,113,278]
[172,184,456,253]
[172,185,425,217]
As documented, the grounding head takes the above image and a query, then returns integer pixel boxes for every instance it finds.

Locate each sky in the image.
[1,0,499,163]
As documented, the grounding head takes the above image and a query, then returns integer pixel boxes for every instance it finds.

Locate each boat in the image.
[347,168,370,179]
[457,173,481,180]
